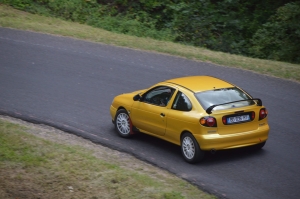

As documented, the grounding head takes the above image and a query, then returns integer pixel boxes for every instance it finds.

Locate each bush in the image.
[0,0,175,41]
[91,13,175,40]
[250,1,300,63]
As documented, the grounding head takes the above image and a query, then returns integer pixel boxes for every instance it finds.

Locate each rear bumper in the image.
[194,124,269,150]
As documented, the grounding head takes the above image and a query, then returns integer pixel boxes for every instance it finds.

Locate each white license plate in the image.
[227,115,250,124]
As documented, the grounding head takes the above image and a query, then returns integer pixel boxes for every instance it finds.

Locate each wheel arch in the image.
[180,130,193,144]
[180,130,202,148]
[117,106,126,111]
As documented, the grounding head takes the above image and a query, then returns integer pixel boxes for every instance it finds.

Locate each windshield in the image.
[195,87,254,111]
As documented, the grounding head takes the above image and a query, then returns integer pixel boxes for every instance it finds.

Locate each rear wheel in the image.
[115,109,132,138]
[181,133,205,163]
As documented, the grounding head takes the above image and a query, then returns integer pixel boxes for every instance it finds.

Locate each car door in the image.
[165,91,198,144]
[131,86,175,136]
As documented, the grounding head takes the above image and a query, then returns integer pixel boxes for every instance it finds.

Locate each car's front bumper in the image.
[195,124,269,151]
[110,105,117,123]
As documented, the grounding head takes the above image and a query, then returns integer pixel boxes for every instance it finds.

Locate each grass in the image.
[0,118,216,199]
[0,5,299,82]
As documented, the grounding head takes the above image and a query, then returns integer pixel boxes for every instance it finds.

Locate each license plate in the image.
[227,115,250,124]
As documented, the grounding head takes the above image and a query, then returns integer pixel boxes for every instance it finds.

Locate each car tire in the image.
[114,109,132,138]
[181,132,205,164]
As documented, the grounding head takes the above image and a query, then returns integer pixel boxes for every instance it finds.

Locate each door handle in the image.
[160,113,165,117]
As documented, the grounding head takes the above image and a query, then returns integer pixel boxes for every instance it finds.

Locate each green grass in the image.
[0,118,216,199]
[0,5,299,82]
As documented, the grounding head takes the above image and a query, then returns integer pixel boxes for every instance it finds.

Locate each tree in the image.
[250,1,300,63]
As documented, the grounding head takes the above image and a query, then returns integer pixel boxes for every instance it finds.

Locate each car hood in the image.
[112,89,146,108]
[126,89,146,96]
[116,89,146,99]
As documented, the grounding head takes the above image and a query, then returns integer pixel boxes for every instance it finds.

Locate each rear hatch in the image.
[195,86,265,135]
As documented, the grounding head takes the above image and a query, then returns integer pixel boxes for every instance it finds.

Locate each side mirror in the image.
[133,94,141,101]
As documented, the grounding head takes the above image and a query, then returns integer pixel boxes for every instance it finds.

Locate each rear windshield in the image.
[195,87,254,111]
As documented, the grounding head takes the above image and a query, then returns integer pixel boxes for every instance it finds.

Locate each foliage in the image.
[168,0,295,55]
[87,12,175,40]
[1,0,299,63]
[250,1,300,63]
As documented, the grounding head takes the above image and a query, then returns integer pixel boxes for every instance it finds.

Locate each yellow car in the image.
[110,76,269,163]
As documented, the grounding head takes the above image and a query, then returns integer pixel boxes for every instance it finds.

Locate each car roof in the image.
[165,76,234,93]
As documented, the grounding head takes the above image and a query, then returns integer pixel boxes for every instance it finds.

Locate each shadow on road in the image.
[112,129,268,165]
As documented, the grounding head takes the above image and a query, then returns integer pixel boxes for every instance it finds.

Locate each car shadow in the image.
[199,145,269,166]
[110,127,267,165]
[133,132,181,153]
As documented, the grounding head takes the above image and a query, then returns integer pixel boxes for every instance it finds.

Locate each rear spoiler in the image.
[206,98,262,114]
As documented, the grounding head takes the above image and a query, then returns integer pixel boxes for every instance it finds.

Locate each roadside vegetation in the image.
[0,5,299,82]
[1,0,300,64]
[0,117,216,199]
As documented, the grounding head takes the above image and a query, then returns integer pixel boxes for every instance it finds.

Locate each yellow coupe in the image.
[110,76,269,163]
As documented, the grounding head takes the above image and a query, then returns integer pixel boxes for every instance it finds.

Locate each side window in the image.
[142,86,175,107]
[172,91,192,111]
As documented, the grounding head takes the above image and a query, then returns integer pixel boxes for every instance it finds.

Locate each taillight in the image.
[251,112,255,120]
[259,108,268,120]
[222,116,227,124]
[200,117,217,127]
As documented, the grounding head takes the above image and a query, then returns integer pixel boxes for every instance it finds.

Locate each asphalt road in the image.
[1,27,300,199]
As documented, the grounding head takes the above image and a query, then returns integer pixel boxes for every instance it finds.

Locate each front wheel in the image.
[181,133,205,164]
[115,109,132,138]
